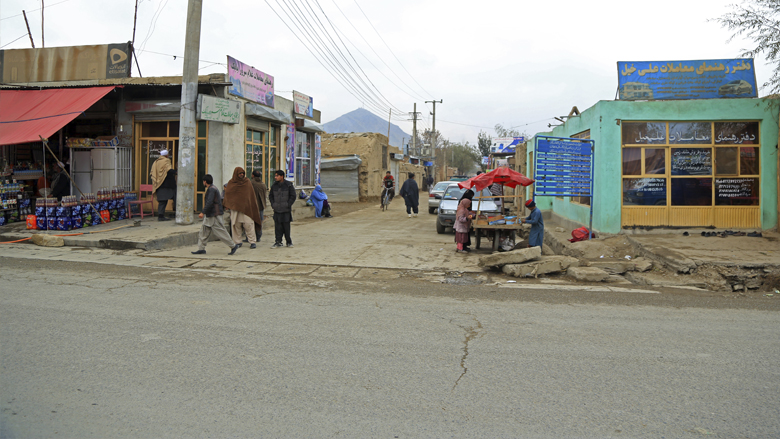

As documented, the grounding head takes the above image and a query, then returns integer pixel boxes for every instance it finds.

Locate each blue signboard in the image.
[535,137,594,197]
[534,136,595,237]
[617,59,758,100]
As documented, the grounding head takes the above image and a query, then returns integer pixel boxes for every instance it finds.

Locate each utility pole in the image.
[40,0,44,48]
[408,104,421,157]
[425,99,442,181]
[387,108,392,146]
[175,0,202,225]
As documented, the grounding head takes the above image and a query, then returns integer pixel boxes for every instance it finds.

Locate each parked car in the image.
[718,80,753,95]
[436,184,499,234]
[449,175,469,182]
[428,180,456,214]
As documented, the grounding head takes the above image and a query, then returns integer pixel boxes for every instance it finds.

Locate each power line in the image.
[0,0,72,21]
[0,34,28,49]
[351,0,435,100]
[328,0,428,102]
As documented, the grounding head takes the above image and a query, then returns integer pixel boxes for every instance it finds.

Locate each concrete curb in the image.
[1,229,200,251]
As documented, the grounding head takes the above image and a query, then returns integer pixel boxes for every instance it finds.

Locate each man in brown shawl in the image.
[223,167,263,249]
[250,169,268,242]
[150,149,172,217]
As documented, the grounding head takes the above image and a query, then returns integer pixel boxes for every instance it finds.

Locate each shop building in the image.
[1,45,323,217]
[528,97,779,234]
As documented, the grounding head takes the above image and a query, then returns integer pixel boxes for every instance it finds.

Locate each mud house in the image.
[321,133,422,201]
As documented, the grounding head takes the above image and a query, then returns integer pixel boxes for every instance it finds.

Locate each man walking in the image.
[268,170,296,248]
[191,174,239,255]
[250,170,268,242]
[399,172,420,218]
[520,199,544,248]
[223,167,263,249]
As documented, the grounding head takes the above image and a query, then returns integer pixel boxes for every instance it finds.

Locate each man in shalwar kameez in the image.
[521,199,544,248]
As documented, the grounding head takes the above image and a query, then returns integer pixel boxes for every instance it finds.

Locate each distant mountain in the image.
[322,108,411,148]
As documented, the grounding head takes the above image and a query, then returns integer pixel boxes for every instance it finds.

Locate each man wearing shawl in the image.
[455,189,475,252]
[399,172,419,218]
[250,170,268,242]
[223,167,263,249]
[308,185,331,218]
[150,150,172,195]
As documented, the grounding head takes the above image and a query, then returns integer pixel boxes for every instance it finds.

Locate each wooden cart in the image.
[471,193,525,252]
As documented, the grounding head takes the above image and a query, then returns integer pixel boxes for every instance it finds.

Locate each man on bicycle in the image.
[380,171,395,208]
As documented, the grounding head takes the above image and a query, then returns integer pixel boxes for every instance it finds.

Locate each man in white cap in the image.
[150,149,172,220]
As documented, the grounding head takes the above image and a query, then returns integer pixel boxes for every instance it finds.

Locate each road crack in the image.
[452,315,483,391]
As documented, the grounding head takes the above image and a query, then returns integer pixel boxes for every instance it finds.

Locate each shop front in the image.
[528,98,778,234]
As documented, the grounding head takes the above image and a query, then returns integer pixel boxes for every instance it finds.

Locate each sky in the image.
[0,0,772,146]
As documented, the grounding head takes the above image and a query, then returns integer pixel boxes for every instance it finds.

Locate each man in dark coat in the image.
[399,172,420,218]
[191,174,239,256]
[268,170,297,248]
[50,162,70,201]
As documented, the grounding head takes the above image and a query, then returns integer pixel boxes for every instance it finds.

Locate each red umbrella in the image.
[458,166,534,191]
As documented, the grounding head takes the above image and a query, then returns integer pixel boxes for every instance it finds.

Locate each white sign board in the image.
[491,136,524,153]
[293,90,314,117]
[197,94,240,124]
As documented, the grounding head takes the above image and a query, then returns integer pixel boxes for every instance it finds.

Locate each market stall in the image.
[458,167,535,252]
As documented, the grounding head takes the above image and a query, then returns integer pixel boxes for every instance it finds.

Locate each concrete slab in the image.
[354,268,402,280]
[191,260,241,269]
[224,262,278,274]
[310,266,360,278]
[144,258,200,268]
[267,264,320,274]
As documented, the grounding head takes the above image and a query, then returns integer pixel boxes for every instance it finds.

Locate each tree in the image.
[477,130,492,157]
[449,142,481,175]
[714,0,780,94]
[494,124,525,138]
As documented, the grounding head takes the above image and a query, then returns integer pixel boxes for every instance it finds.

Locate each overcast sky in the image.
[0,0,772,146]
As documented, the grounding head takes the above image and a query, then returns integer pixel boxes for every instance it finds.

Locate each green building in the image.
[528,98,778,234]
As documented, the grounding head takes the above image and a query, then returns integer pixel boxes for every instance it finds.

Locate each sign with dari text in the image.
[227,55,275,107]
[197,94,240,124]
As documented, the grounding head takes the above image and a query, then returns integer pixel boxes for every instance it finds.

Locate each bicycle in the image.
[381,187,393,211]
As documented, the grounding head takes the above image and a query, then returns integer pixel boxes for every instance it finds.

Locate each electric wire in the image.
[0,34,28,49]
[0,0,72,21]
[138,0,170,54]
[275,0,389,117]
[351,0,435,99]
[328,0,428,102]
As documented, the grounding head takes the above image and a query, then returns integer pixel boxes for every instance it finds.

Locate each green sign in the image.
[197,94,240,124]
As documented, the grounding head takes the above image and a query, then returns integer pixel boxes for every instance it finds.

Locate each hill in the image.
[322,108,410,148]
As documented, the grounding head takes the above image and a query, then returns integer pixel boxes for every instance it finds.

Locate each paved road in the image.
[2,256,779,438]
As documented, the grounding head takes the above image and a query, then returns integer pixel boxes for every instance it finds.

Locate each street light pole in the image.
[425,99,442,181]
[176,0,202,225]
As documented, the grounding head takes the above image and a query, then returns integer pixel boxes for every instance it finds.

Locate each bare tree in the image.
[714,0,780,94]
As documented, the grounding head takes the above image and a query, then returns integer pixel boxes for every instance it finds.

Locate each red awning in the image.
[0,86,116,146]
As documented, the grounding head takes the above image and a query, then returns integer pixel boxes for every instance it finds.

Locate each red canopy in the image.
[0,86,116,146]
[458,166,534,191]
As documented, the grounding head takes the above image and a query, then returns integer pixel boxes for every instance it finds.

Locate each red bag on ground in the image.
[569,227,594,243]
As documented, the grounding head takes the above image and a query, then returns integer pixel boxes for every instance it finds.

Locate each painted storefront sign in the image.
[617,59,758,100]
[227,55,274,107]
[196,94,240,124]
[293,90,314,118]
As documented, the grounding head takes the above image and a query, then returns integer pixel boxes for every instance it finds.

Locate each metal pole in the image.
[40,0,44,48]
[22,11,35,48]
[175,0,202,225]
[411,103,417,157]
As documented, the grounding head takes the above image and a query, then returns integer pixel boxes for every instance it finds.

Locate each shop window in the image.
[245,129,267,184]
[142,122,169,138]
[270,125,277,146]
[622,148,642,175]
[714,122,759,144]
[671,148,712,176]
[715,178,759,205]
[645,149,665,174]
[295,130,312,186]
[622,122,666,144]
[715,147,738,175]
[668,122,712,144]
[671,178,712,206]
[623,178,666,206]
[571,130,591,206]
[740,147,759,175]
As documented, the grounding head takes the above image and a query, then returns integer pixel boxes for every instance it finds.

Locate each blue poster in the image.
[617,59,758,100]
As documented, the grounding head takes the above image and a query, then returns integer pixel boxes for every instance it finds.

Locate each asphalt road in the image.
[1,257,779,438]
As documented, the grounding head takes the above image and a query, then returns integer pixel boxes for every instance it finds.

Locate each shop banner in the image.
[227,56,275,107]
[534,136,594,197]
[293,90,314,117]
[617,58,758,100]
[0,43,131,83]
[315,134,322,185]
[491,137,524,154]
[286,124,296,181]
[196,94,240,124]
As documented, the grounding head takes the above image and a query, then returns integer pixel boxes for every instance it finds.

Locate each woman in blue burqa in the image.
[308,185,332,218]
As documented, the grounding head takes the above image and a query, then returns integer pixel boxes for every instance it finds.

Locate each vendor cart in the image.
[458,167,535,252]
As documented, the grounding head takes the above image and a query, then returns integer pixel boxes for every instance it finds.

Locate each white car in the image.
[436,184,499,234]
[428,180,457,214]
